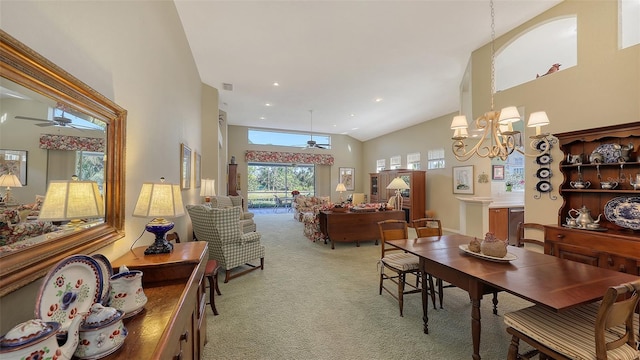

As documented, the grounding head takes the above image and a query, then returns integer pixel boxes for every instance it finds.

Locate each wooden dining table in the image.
[387,234,640,360]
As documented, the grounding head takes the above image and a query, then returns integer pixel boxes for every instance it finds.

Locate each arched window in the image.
[495,16,577,92]
[620,0,640,49]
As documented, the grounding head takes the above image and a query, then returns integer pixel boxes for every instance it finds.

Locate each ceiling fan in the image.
[303,110,330,149]
[15,112,94,130]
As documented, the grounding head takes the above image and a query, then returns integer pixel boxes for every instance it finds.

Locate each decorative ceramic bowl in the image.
[74,304,127,360]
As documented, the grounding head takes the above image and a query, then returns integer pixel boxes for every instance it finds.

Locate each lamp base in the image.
[143,221,175,255]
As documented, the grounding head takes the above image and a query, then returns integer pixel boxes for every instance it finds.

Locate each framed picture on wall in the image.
[339,167,355,191]
[453,165,474,194]
[0,149,27,185]
[492,165,505,180]
[180,143,191,190]
[195,152,201,188]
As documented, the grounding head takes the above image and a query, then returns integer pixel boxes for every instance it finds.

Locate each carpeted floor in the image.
[203,212,534,360]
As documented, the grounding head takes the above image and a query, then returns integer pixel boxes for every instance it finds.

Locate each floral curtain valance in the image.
[245,150,334,165]
[39,134,105,152]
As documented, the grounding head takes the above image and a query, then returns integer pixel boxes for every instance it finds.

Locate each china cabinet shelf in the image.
[544,123,640,275]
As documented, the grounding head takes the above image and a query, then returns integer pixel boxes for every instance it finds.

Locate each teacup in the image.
[566,218,577,227]
[600,181,618,189]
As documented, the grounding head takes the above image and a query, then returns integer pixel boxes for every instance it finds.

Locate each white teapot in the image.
[0,316,84,360]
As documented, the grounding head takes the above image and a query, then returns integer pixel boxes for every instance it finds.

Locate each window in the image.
[620,0,640,49]
[427,148,445,170]
[76,151,105,192]
[407,152,421,170]
[376,159,386,172]
[495,16,577,92]
[247,163,315,208]
[390,156,401,170]
[248,129,331,149]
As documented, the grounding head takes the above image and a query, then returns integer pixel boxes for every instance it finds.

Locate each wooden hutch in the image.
[369,169,426,224]
[544,122,640,274]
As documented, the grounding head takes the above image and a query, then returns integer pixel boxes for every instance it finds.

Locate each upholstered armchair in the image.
[186,205,265,283]
[208,195,256,233]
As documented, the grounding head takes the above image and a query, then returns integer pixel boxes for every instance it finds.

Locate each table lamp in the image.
[200,178,216,203]
[133,177,184,255]
[0,173,22,204]
[335,183,347,203]
[386,177,409,211]
[38,178,104,228]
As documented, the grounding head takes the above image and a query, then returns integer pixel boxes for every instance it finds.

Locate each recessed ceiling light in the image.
[351,127,359,130]
[259,116,265,120]
[265,103,272,107]
[273,82,280,86]
[350,113,355,117]
[375,98,383,103]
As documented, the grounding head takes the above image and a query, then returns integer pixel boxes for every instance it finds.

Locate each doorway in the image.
[247,163,315,210]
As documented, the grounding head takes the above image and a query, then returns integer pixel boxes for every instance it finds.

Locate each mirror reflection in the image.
[0,78,107,254]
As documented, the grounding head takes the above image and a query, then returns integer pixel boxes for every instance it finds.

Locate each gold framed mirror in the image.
[0,30,126,296]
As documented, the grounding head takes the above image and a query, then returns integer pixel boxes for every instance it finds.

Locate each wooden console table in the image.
[108,241,208,360]
[318,210,405,249]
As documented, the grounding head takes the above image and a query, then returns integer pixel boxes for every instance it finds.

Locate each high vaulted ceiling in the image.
[175,0,562,142]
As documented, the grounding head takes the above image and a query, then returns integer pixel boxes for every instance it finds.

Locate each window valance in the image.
[39,134,105,152]
[245,150,334,165]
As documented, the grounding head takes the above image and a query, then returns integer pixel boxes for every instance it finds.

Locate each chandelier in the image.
[450,0,553,162]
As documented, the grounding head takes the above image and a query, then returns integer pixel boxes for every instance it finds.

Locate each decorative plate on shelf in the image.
[536,180,552,193]
[459,245,517,263]
[535,140,552,152]
[536,167,552,179]
[604,196,640,230]
[92,254,113,305]
[35,255,103,332]
[592,143,624,163]
[536,154,553,165]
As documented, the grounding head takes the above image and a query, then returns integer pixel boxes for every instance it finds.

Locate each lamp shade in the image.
[386,177,409,190]
[0,173,22,188]
[335,183,347,192]
[498,106,521,124]
[527,111,550,127]
[133,181,185,219]
[200,179,216,197]
[38,180,104,221]
[450,115,468,130]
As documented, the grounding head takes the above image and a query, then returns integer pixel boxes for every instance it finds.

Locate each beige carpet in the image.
[203,213,534,359]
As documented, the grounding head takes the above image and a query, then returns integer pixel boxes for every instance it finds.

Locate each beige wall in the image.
[0,1,208,331]
[0,0,638,333]
[365,0,639,232]
[227,125,363,202]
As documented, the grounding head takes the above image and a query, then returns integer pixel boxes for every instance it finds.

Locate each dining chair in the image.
[378,219,436,316]
[412,218,451,309]
[504,279,640,360]
[515,222,545,250]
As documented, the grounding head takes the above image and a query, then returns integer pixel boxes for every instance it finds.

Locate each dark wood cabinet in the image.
[109,242,208,359]
[369,169,426,224]
[544,122,640,275]
[228,163,238,196]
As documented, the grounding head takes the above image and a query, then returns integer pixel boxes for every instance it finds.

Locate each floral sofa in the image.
[292,195,331,242]
[0,205,58,248]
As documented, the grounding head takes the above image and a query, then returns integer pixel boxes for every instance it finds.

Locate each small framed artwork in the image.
[194,152,201,188]
[0,149,28,185]
[453,165,474,194]
[339,167,355,191]
[180,143,191,190]
[492,165,505,180]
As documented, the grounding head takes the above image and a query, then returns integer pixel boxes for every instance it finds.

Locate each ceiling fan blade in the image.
[15,115,49,122]
[35,122,55,127]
